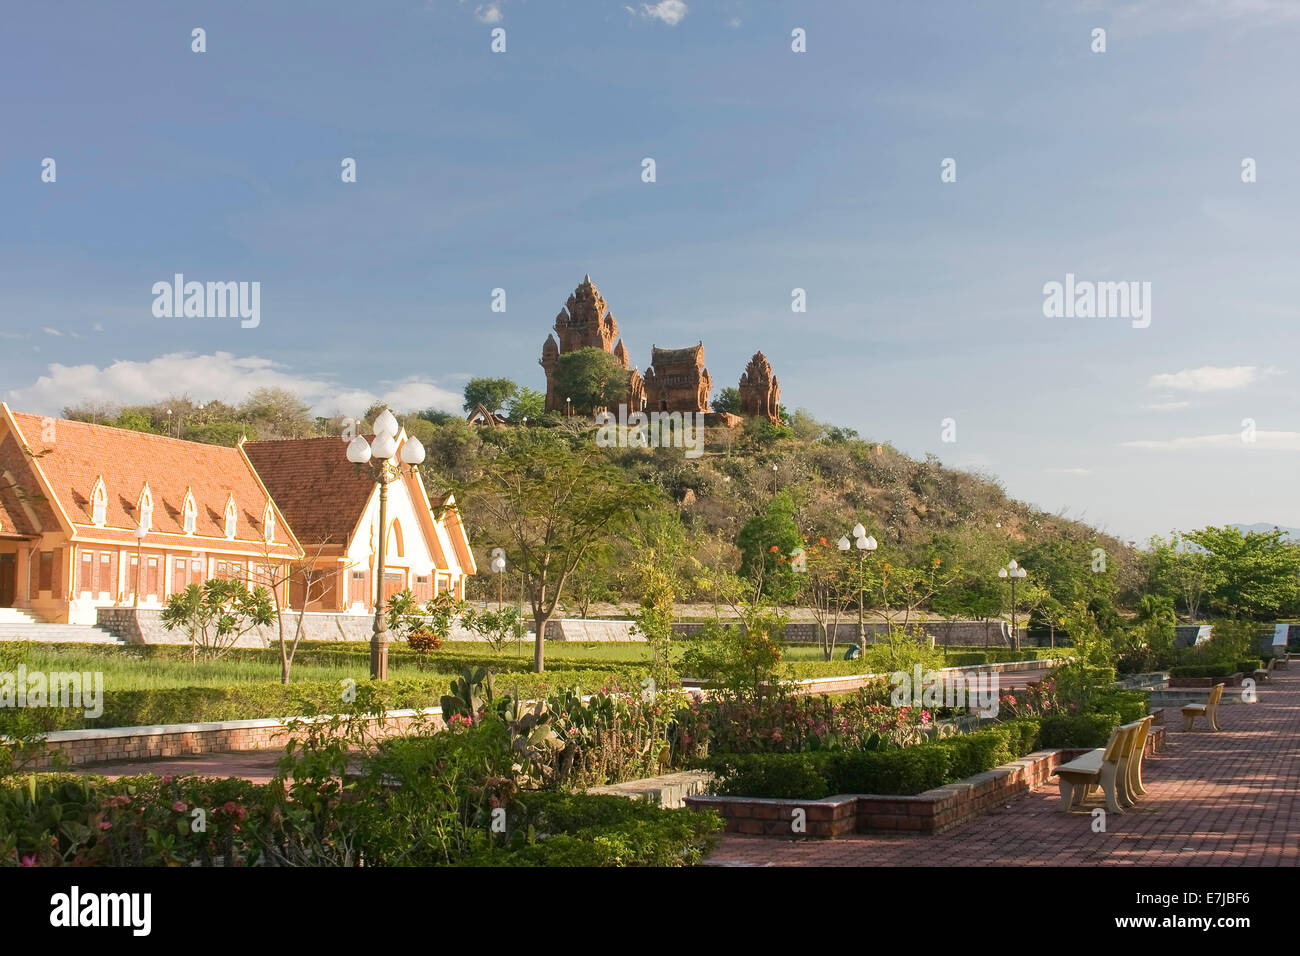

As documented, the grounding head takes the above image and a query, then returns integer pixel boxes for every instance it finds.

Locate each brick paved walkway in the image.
[706,667,1300,866]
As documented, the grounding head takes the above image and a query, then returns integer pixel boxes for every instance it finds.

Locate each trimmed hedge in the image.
[1169,664,1241,679]
[1039,713,1118,749]
[705,719,1043,799]
[943,649,1070,666]
[0,670,642,733]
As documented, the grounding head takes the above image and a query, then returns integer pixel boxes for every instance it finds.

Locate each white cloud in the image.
[727,17,742,28]
[1142,401,1191,412]
[638,1,688,25]
[475,3,503,23]
[1122,430,1300,451]
[1147,365,1277,392]
[1045,467,1092,475]
[42,327,62,337]
[4,352,463,419]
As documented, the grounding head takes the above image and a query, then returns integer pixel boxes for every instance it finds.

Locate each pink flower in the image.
[172,801,187,813]
[21,855,38,867]
[160,775,174,785]
[99,821,112,831]
[222,801,239,815]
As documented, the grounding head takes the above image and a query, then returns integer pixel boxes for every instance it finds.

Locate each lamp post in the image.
[771,464,779,494]
[346,408,426,680]
[838,523,877,650]
[998,559,1027,649]
[490,549,506,610]
[566,397,572,419]
[132,511,150,609]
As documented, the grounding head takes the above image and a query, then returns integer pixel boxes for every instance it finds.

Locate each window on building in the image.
[38,551,53,592]
[80,552,93,593]
[224,497,238,539]
[262,504,275,544]
[99,553,111,594]
[137,485,153,531]
[91,478,107,527]
[182,491,197,535]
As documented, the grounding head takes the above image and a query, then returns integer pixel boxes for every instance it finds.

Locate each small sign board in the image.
[1194,625,1213,646]
[1273,623,1290,648]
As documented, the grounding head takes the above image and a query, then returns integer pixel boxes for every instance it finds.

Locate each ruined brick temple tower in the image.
[539,275,780,421]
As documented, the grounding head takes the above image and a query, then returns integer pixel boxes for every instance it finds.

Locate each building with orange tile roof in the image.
[0,403,302,624]
[244,435,475,613]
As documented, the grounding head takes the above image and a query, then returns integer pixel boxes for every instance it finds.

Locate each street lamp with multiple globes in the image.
[837,523,878,650]
[346,408,426,680]
[998,559,1028,647]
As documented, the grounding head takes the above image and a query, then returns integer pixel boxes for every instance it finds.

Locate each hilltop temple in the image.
[539,275,780,422]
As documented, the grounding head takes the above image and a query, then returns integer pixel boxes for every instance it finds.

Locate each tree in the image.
[505,387,545,423]
[238,388,318,439]
[711,387,741,416]
[565,542,615,618]
[160,579,275,662]
[462,377,518,415]
[735,491,803,604]
[1183,525,1300,619]
[251,541,349,683]
[550,348,630,414]
[797,536,857,661]
[627,509,695,690]
[456,434,659,672]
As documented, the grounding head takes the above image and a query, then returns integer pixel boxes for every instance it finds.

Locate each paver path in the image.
[706,668,1300,866]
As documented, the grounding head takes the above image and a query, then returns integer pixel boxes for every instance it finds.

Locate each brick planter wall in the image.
[685,726,1167,839]
[10,707,447,771]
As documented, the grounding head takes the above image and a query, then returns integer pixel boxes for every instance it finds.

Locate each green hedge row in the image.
[0,670,640,734]
[943,649,1070,666]
[704,719,1043,799]
[1168,661,1259,679]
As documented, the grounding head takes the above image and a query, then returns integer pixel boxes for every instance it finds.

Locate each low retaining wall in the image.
[10,707,447,771]
[685,726,1167,839]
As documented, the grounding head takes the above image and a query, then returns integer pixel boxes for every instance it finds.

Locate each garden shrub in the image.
[1039,713,1118,749]
[705,719,1042,799]
[705,753,832,799]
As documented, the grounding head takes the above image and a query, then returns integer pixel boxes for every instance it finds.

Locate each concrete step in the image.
[0,608,42,625]
[0,623,125,645]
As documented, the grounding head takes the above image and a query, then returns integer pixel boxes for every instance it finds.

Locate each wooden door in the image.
[0,554,15,607]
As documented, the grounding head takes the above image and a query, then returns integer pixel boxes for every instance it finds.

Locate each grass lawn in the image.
[0,639,1064,730]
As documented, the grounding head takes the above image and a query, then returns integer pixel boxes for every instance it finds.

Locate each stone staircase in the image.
[0,608,124,644]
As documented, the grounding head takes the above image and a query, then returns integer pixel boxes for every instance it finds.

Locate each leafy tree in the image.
[1183,525,1300,619]
[735,491,803,604]
[711,387,741,416]
[682,572,786,702]
[550,348,630,414]
[627,510,695,690]
[113,410,155,433]
[238,387,317,439]
[456,434,659,672]
[417,407,457,426]
[462,377,518,414]
[160,579,275,662]
[505,386,546,423]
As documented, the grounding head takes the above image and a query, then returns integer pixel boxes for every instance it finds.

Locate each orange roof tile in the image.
[243,437,376,547]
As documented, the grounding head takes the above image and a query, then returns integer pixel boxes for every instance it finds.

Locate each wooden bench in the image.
[1052,722,1137,814]
[1253,658,1279,682]
[1181,682,1224,732]
[1125,715,1153,800]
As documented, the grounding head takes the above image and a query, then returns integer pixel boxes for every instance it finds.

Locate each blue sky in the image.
[2,0,1298,542]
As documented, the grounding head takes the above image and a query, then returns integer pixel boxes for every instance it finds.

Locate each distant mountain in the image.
[1231,523,1300,541]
